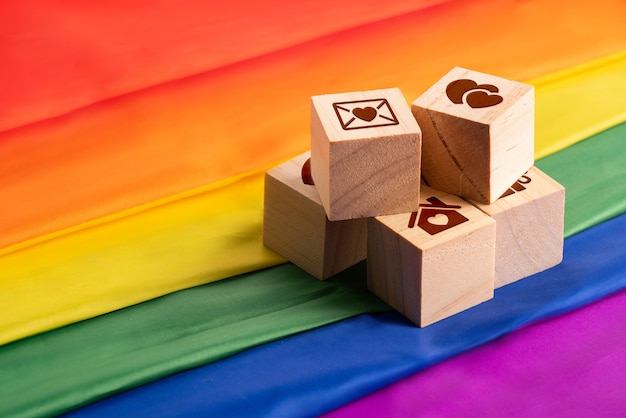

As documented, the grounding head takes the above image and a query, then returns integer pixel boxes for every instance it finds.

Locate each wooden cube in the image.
[469,166,565,288]
[412,67,534,204]
[263,152,367,280]
[311,88,422,221]
[367,185,496,327]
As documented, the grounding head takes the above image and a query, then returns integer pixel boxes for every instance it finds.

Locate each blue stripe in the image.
[65,209,626,418]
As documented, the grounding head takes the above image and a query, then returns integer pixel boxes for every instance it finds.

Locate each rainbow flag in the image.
[1,0,626,416]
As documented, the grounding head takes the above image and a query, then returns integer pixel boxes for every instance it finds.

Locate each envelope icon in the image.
[332,98,399,130]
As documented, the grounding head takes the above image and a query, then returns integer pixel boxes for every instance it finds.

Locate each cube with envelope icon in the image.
[332,98,399,130]
[262,68,562,326]
[310,88,422,221]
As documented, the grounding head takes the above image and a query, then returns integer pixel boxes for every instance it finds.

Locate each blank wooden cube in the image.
[311,88,422,221]
[263,152,367,280]
[412,67,534,204]
[367,185,496,327]
[469,166,564,288]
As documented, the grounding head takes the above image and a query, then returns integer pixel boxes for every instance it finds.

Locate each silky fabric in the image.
[3,1,626,251]
[533,51,626,159]
[63,211,626,417]
[2,1,625,416]
[323,288,626,418]
[534,122,626,238]
[3,0,623,132]
[0,263,388,418]
[2,63,626,345]
[0,172,286,345]
[2,122,625,417]
[1,0,444,131]
[3,1,625,347]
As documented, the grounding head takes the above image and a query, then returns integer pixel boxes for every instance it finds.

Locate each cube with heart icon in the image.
[263,152,368,280]
[412,67,534,204]
[468,166,565,288]
[310,88,422,221]
[367,184,496,327]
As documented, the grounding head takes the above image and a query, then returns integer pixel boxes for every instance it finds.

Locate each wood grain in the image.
[469,166,565,288]
[311,88,421,220]
[412,67,534,203]
[263,152,367,280]
[367,184,495,327]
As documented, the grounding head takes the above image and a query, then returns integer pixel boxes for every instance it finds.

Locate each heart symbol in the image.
[446,79,479,104]
[427,213,449,226]
[465,90,503,108]
[446,79,503,108]
[352,107,377,122]
[301,158,314,185]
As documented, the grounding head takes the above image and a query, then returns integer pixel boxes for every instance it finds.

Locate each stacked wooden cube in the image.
[263,67,565,327]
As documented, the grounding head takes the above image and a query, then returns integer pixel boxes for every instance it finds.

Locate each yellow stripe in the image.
[534,50,626,158]
[1,51,625,345]
[0,162,283,258]
[0,171,285,345]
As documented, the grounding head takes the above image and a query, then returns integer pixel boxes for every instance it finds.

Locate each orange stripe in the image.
[1,0,625,250]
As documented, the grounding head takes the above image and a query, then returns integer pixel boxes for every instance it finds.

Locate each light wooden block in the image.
[412,67,534,203]
[263,152,367,280]
[469,166,565,288]
[311,88,422,221]
[367,184,496,327]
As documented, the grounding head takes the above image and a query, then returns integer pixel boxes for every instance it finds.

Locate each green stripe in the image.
[0,262,388,418]
[536,122,626,238]
[2,122,626,418]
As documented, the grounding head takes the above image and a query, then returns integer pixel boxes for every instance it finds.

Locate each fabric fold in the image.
[0,123,624,416]
[534,50,626,159]
[1,117,625,345]
[3,2,626,251]
[0,171,284,345]
[1,0,446,132]
[0,263,389,418]
[535,122,626,238]
[3,2,625,416]
[63,211,626,418]
[322,288,626,417]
